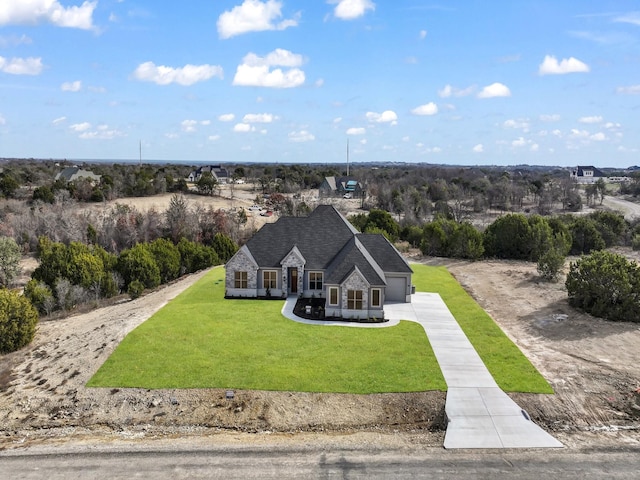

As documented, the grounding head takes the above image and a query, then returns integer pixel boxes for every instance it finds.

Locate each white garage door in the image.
[385,276,407,302]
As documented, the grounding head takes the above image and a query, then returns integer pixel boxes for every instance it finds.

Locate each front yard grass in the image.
[88,267,446,393]
[411,264,553,393]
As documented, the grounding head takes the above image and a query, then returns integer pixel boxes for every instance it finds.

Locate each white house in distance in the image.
[224,205,413,320]
[570,166,606,184]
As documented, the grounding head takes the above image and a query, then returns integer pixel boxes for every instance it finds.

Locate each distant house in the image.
[225,205,413,319]
[188,165,230,184]
[570,166,606,184]
[55,167,101,183]
[318,176,364,197]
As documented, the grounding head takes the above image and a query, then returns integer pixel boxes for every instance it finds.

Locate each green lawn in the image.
[89,264,552,394]
[411,264,553,393]
[88,267,446,393]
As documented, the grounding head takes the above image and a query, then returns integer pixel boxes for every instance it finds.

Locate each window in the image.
[347,290,363,310]
[263,271,277,289]
[329,287,339,306]
[234,271,247,289]
[371,288,381,308]
[309,272,323,290]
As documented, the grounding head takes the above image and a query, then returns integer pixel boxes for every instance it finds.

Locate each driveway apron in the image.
[385,293,563,449]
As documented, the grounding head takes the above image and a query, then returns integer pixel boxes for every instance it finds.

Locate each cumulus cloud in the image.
[0,56,43,75]
[70,122,91,132]
[512,137,528,147]
[217,0,299,39]
[477,82,511,98]
[590,132,607,141]
[209,135,221,142]
[472,144,484,153]
[538,55,589,75]
[243,113,277,123]
[218,113,235,122]
[438,84,475,98]
[78,124,126,140]
[366,110,398,124]
[233,123,255,133]
[617,84,640,95]
[578,115,603,124]
[0,0,96,29]
[288,130,315,142]
[503,118,530,131]
[232,49,305,88]
[132,62,223,86]
[181,120,198,132]
[329,0,375,20]
[346,127,366,135]
[411,102,438,116]
[61,80,82,92]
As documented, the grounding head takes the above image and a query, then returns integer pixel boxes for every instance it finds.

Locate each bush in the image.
[117,244,161,290]
[537,247,565,282]
[24,279,55,315]
[147,238,181,283]
[0,289,39,353]
[127,280,145,299]
[565,250,640,322]
[483,214,533,260]
[632,234,640,251]
[568,217,606,255]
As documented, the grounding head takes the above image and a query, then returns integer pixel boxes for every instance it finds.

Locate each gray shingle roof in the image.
[357,234,413,273]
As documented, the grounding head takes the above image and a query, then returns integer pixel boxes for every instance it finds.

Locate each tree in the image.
[568,217,605,255]
[483,214,532,260]
[147,238,181,283]
[24,279,55,315]
[0,173,19,198]
[595,178,606,205]
[196,171,218,196]
[0,289,39,353]
[0,236,21,287]
[566,251,640,322]
[537,247,565,282]
[116,244,161,290]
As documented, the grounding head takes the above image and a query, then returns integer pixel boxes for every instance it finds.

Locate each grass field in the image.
[89,264,552,394]
[88,267,446,393]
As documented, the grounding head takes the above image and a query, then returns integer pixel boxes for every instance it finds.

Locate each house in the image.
[318,176,364,197]
[55,167,101,183]
[188,165,230,184]
[570,166,606,184]
[225,205,413,320]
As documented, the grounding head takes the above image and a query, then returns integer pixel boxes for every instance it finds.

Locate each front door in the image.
[289,267,298,294]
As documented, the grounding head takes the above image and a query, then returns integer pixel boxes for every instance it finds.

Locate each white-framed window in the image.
[234,271,248,289]
[347,290,363,310]
[329,287,339,306]
[309,271,323,290]
[371,288,381,308]
[263,270,277,289]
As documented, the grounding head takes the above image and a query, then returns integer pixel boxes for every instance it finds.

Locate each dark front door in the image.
[289,268,298,294]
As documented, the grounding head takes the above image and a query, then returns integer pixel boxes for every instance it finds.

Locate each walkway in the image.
[282,294,563,449]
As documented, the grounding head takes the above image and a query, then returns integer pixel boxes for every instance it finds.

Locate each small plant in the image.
[127,280,145,299]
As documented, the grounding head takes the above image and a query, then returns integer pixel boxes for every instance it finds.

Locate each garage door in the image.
[385,276,407,302]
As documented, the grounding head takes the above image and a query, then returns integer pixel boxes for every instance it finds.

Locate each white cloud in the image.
[79,124,126,140]
[232,49,305,88]
[288,130,315,142]
[503,118,530,131]
[70,122,91,132]
[243,113,277,123]
[590,132,607,141]
[512,137,527,147]
[329,0,375,20]
[614,12,640,26]
[234,123,255,133]
[438,84,475,98]
[0,56,43,75]
[165,133,179,139]
[315,78,324,87]
[569,129,589,138]
[419,29,427,39]
[200,120,211,126]
[181,119,198,132]
[132,61,223,86]
[551,129,562,137]
[530,143,539,152]
[61,80,82,92]
[477,82,511,98]
[208,135,221,142]
[217,0,299,39]
[604,122,621,130]
[538,55,589,75]
[52,116,66,125]
[472,144,484,153]
[578,115,603,124]
[0,113,5,125]
[218,113,235,122]
[402,136,410,142]
[540,114,560,122]
[411,102,438,116]
[333,117,343,124]
[366,110,398,124]
[360,139,367,145]
[617,84,640,95]
[346,127,366,135]
[0,0,97,30]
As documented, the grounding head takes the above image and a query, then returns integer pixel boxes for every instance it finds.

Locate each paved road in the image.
[2,446,640,479]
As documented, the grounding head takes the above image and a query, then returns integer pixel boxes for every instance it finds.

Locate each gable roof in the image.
[357,234,412,273]
[573,166,605,177]
[325,236,386,286]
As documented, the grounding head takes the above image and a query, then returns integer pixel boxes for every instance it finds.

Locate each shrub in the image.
[147,238,181,283]
[0,289,39,353]
[24,279,55,315]
[568,217,605,255]
[537,247,565,282]
[117,244,161,290]
[632,234,640,251]
[565,251,640,322]
[127,280,145,299]
[587,211,627,247]
[0,236,21,287]
[483,213,532,260]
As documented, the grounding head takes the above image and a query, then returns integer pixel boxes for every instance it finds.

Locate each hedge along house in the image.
[225,205,413,319]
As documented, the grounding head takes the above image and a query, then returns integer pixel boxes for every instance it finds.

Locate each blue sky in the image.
[0,1,639,167]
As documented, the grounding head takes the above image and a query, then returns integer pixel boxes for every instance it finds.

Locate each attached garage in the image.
[385,275,410,302]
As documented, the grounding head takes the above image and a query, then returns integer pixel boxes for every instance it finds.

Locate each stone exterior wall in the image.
[281,250,304,295]
[340,270,370,319]
[225,249,258,297]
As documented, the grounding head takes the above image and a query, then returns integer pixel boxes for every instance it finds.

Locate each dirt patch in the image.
[1,256,640,450]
